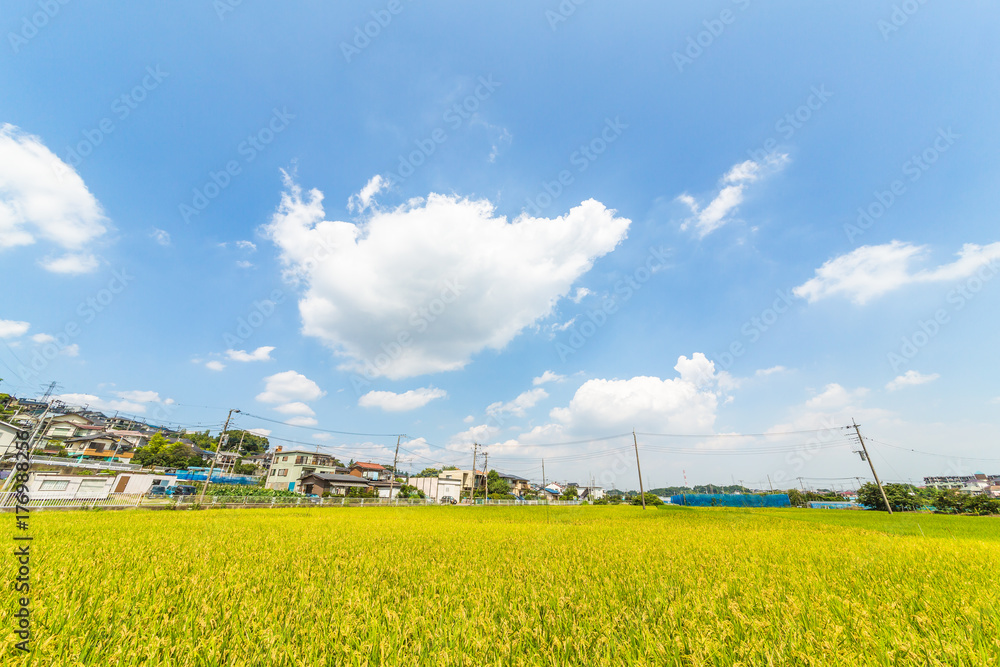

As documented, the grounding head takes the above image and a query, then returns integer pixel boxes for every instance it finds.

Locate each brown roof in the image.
[351,462,386,471]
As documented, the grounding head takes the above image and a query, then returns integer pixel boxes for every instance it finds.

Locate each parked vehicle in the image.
[440,496,457,505]
[171,485,197,496]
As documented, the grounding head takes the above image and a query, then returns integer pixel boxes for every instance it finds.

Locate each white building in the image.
[409,475,462,502]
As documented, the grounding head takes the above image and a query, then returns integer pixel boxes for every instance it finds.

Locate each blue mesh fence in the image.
[669,493,791,508]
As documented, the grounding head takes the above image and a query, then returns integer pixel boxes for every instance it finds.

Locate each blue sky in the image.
[2,0,998,490]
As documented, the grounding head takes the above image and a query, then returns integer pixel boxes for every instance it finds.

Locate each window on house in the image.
[39,480,70,491]
[295,456,304,464]
[278,469,288,477]
[269,469,275,477]
[78,480,106,491]
[282,455,288,462]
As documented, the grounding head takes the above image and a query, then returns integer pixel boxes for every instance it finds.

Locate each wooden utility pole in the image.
[541,458,546,503]
[633,430,646,510]
[469,442,478,503]
[767,475,774,493]
[198,408,239,504]
[853,419,892,515]
[391,434,401,498]
[483,452,489,503]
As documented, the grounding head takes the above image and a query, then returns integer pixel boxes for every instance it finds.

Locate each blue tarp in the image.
[669,493,791,508]
[806,501,859,510]
[174,471,260,486]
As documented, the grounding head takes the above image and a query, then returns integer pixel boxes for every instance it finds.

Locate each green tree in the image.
[225,429,270,454]
[133,433,205,469]
[414,467,442,478]
[857,482,922,512]
[630,492,664,506]
[560,486,579,501]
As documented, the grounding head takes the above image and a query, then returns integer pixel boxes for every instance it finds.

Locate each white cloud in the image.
[31,333,55,343]
[451,423,500,446]
[0,320,30,339]
[463,415,475,424]
[38,252,100,274]
[677,153,788,238]
[793,240,1000,305]
[225,346,275,362]
[570,287,592,303]
[247,428,271,437]
[236,260,254,269]
[358,387,447,412]
[205,360,226,371]
[51,393,146,414]
[533,370,566,386]
[264,174,630,379]
[487,388,548,419]
[61,343,80,357]
[236,240,257,251]
[755,365,787,377]
[285,416,318,427]
[0,124,108,272]
[348,174,388,213]
[150,228,171,246]
[886,370,940,391]
[549,353,733,434]
[805,384,869,410]
[256,370,325,404]
[274,401,316,416]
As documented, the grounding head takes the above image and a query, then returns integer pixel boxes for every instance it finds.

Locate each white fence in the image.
[0,492,146,510]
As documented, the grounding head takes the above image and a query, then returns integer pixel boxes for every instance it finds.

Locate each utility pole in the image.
[633,430,646,510]
[391,434,401,499]
[483,452,489,503]
[198,408,239,504]
[541,458,546,504]
[469,442,478,503]
[767,475,774,493]
[853,419,892,515]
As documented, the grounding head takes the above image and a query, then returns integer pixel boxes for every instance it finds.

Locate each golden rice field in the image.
[3,505,999,666]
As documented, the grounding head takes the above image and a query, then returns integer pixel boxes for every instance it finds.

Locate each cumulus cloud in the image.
[755,365,787,377]
[285,416,318,427]
[205,360,226,371]
[263,173,631,379]
[247,428,271,437]
[549,353,733,434]
[677,153,788,238]
[348,174,388,213]
[0,124,108,272]
[256,370,325,404]
[805,383,869,410]
[0,319,30,339]
[886,370,940,391]
[51,393,146,414]
[533,370,566,386]
[115,390,163,403]
[793,240,1000,305]
[274,401,316,416]
[451,423,500,446]
[236,240,257,251]
[487,388,548,419]
[225,346,275,362]
[358,387,447,412]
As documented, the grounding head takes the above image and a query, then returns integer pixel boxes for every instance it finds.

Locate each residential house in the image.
[439,469,485,498]
[298,472,371,496]
[987,485,1000,499]
[27,472,115,499]
[578,485,605,501]
[0,418,23,459]
[349,461,389,481]
[409,475,462,502]
[44,413,100,440]
[265,447,345,491]
[497,472,530,497]
[64,433,135,463]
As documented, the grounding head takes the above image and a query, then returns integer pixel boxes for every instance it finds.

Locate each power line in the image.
[239,411,403,438]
